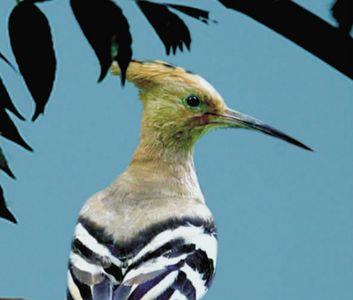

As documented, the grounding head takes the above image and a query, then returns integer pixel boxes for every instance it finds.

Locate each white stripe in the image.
[140,271,179,300]
[75,223,123,267]
[187,229,217,263]
[124,254,187,282]
[70,252,102,275]
[67,270,84,300]
[132,225,217,264]
[170,290,187,300]
[181,264,207,299]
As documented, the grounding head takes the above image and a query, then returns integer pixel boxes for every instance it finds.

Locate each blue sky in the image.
[0,1,352,299]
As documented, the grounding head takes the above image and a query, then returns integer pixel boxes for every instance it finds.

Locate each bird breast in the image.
[81,190,214,245]
[79,169,214,244]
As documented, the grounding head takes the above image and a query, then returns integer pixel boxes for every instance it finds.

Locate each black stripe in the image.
[127,269,171,300]
[156,287,175,300]
[104,263,123,283]
[72,238,101,264]
[165,243,195,258]
[72,238,123,283]
[126,238,185,273]
[160,62,176,69]
[69,264,93,300]
[78,216,216,260]
[172,271,196,300]
[185,249,215,288]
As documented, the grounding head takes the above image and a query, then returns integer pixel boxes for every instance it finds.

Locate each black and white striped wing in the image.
[67,217,217,300]
[117,224,217,299]
[67,222,124,300]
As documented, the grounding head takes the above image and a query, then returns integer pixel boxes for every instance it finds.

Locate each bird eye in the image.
[185,95,201,108]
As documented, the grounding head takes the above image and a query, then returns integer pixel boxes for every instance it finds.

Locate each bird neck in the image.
[124,133,203,200]
[131,112,196,164]
[131,139,193,165]
[130,138,195,181]
[125,153,203,201]
[117,108,205,200]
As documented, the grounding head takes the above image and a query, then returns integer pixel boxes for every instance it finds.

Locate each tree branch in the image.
[219,0,353,80]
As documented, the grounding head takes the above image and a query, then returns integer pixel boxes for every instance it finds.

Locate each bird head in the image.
[112,60,312,159]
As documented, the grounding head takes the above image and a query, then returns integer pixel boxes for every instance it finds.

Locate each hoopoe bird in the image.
[67,60,312,300]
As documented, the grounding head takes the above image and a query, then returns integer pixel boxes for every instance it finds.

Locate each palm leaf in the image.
[137,0,191,55]
[166,3,211,24]
[71,0,132,84]
[0,146,15,179]
[331,0,353,34]
[0,76,25,121]
[9,1,57,121]
[0,50,15,71]
[0,185,17,224]
[0,107,32,151]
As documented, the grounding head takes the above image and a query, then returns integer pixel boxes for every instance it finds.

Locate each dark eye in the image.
[186,95,201,107]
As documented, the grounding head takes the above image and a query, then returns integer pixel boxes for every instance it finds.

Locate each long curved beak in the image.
[209,108,313,151]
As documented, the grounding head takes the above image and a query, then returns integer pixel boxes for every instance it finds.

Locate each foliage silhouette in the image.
[0,0,352,223]
[331,0,353,35]
[137,1,191,54]
[165,3,212,24]
[219,0,353,80]
[9,1,56,122]
[0,147,15,180]
[71,0,133,84]
[0,77,25,121]
[0,108,32,152]
[0,185,17,223]
[0,51,15,70]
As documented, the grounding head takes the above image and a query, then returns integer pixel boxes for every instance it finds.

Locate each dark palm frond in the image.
[137,0,191,55]
[0,51,15,71]
[22,0,53,2]
[219,0,353,80]
[166,3,211,24]
[0,185,17,224]
[71,0,132,84]
[0,77,25,121]
[0,107,32,151]
[0,147,15,179]
[331,0,353,34]
[8,1,56,121]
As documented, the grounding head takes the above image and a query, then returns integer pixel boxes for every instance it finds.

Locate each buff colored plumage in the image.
[67,60,311,300]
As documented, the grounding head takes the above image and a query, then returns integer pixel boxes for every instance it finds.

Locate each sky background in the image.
[0,0,352,299]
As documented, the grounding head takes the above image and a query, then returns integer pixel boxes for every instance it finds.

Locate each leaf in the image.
[0,185,17,224]
[24,0,53,2]
[0,146,15,179]
[219,0,353,80]
[9,1,57,121]
[137,1,191,55]
[0,107,32,151]
[71,0,133,84]
[331,0,353,34]
[0,50,15,70]
[0,76,25,120]
[166,3,211,24]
